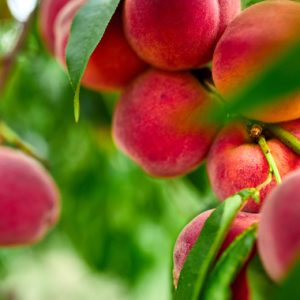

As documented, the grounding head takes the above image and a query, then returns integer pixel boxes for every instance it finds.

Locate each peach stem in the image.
[258,135,282,184]
[266,124,300,156]
[256,172,273,192]
[0,12,35,93]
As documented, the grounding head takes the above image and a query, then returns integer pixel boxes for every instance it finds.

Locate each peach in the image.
[0,147,60,246]
[39,0,69,53]
[112,69,218,177]
[207,121,300,212]
[124,0,241,71]
[258,170,300,282]
[173,210,259,299]
[212,0,300,123]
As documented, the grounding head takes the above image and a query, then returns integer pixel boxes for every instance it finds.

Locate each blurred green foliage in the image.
[247,256,276,300]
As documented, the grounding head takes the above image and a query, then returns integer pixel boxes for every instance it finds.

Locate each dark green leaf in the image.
[66,0,121,121]
[202,225,257,300]
[174,188,257,300]
[247,255,277,300]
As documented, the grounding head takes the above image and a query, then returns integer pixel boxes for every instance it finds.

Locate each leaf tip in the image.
[74,85,81,123]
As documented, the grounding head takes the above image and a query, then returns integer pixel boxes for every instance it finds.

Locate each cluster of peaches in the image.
[39,0,300,298]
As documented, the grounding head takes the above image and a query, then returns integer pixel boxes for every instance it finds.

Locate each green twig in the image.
[266,124,300,155]
[256,172,273,192]
[258,136,282,184]
[0,122,48,167]
[247,119,300,156]
[205,81,226,105]
[0,12,34,93]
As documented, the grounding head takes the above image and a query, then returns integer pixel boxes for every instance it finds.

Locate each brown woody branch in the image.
[0,12,34,93]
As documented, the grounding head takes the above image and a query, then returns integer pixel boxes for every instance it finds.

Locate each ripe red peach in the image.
[212,0,300,123]
[113,69,218,177]
[39,0,69,53]
[0,147,60,246]
[41,0,147,91]
[173,210,259,299]
[258,170,300,282]
[124,0,241,71]
[207,122,300,213]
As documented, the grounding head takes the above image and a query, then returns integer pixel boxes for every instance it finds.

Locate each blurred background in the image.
[0,1,218,299]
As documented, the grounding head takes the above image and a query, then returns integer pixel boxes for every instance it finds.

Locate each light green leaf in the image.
[202,225,257,300]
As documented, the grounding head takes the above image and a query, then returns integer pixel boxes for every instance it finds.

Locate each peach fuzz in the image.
[173,210,259,299]
[124,0,241,71]
[0,147,60,246]
[43,0,147,91]
[258,170,300,282]
[207,121,300,213]
[113,69,218,177]
[39,0,69,53]
[212,0,300,123]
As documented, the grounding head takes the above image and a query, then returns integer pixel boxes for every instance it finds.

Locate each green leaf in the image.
[66,0,121,121]
[272,260,300,300]
[174,188,257,300]
[202,225,257,300]
[214,40,300,122]
[247,255,277,300]
[241,0,265,9]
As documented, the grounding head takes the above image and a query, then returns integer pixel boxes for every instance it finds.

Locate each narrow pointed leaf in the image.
[202,225,257,300]
[66,0,121,121]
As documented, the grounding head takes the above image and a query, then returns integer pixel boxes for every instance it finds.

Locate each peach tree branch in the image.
[258,135,282,184]
[0,12,34,93]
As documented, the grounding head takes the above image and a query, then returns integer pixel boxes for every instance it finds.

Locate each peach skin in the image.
[213,0,300,123]
[124,0,241,70]
[113,69,218,177]
[0,147,60,246]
